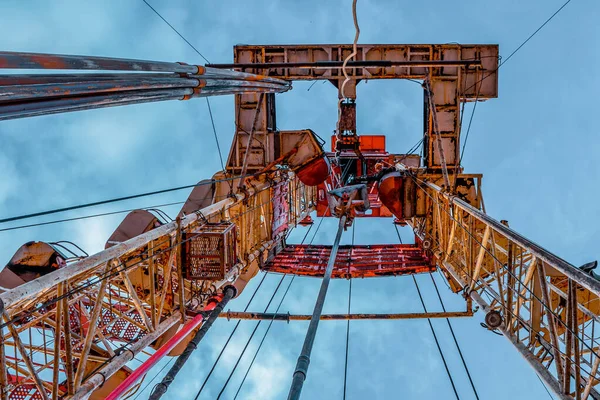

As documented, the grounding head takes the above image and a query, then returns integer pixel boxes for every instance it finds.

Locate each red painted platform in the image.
[263,244,433,278]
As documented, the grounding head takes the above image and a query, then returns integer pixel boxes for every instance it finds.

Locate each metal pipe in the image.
[71,313,182,400]
[0,88,193,121]
[148,286,236,400]
[422,180,600,299]
[207,59,481,70]
[287,216,346,400]
[221,311,473,321]
[105,296,224,400]
[0,78,201,101]
[0,51,200,73]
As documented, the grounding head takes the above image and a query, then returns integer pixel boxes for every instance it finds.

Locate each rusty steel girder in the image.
[263,244,433,278]
[220,44,498,174]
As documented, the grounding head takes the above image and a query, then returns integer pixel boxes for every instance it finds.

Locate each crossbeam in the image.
[220,311,473,321]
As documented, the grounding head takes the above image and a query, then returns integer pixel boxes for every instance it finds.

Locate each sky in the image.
[0,0,599,399]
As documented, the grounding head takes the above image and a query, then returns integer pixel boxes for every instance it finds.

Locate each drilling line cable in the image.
[454,1,573,182]
[463,0,574,94]
[309,215,326,245]
[141,0,210,63]
[0,174,253,225]
[0,200,185,232]
[133,358,175,400]
[142,0,229,190]
[216,274,287,399]
[193,271,269,399]
[232,274,297,399]
[536,374,556,399]
[412,275,461,400]
[457,72,483,170]
[394,226,460,398]
[394,224,403,244]
[429,273,480,400]
[206,98,225,172]
[231,218,322,398]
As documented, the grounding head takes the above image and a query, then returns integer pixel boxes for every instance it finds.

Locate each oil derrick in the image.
[0,38,598,400]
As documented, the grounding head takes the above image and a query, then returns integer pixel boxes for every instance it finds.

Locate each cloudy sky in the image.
[1,0,598,399]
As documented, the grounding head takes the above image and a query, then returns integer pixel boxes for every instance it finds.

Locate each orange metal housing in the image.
[331,135,386,153]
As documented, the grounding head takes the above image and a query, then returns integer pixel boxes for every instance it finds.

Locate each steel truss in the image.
[411,172,600,400]
[0,175,314,399]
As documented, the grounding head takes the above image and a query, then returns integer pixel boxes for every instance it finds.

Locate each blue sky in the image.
[1,0,599,398]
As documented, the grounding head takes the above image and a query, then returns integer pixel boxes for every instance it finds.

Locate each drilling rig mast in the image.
[0,41,598,400]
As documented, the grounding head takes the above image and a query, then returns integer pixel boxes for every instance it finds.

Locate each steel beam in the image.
[208,59,481,70]
[220,311,473,321]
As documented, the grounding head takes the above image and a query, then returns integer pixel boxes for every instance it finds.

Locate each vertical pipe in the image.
[287,216,346,400]
[148,286,236,400]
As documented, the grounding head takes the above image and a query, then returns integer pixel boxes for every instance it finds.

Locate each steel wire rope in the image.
[462,0,574,95]
[394,225,461,399]
[230,219,322,399]
[215,274,287,399]
[191,271,270,399]
[141,0,210,64]
[412,274,461,400]
[141,0,228,188]
[456,0,574,165]
[536,374,556,399]
[132,358,175,400]
[408,174,600,358]
[429,273,480,400]
[0,200,184,233]
[0,174,254,225]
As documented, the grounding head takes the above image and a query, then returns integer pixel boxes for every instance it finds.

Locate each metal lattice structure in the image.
[0,41,598,400]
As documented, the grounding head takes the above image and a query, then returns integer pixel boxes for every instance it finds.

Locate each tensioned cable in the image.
[457,0,574,168]
[0,200,185,232]
[0,174,252,225]
[462,0,574,95]
[215,275,287,399]
[141,0,228,194]
[141,0,210,64]
[412,275,461,400]
[231,218,322,399]
[429,273,480,399]
[193,271,269,399]
[205,97,225,172]
[394,225,460,399]
[132,358,175,400]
